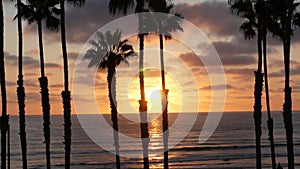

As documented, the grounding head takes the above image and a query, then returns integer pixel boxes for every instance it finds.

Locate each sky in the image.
[2,0,300,115]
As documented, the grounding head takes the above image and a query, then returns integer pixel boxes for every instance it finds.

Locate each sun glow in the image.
[118,69,183,114]
[147,90,161,100]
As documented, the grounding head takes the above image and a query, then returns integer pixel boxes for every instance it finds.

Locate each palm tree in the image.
[109,1,151,168]
[83,30,135,169]
[148,1,183,168]
[260,1,277,168]
[12,0,28,168]
[268,1,300,168]
[229,0,264,168]
[59,0,85,168]
[263,28,277,169]
[19,1,60,168]
[0,0,9,168]
[261,2,278,167]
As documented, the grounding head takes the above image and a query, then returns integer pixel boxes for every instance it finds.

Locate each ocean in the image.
[4,112,300,168]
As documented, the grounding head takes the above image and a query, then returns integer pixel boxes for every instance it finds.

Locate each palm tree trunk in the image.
[159,34,169,169]
[283,31,294,169]
[108,65,121,169]
[138,33,150,169]
[283,1,294,168]
[7,121,10,169]
[38,19,45,78]
[263,32,276,169]
[136,1,149,168]
[38,18,51,169]
[254,23,263,169]
[16,0,28,168]
[59,1,72,168]
[0,1,9,168]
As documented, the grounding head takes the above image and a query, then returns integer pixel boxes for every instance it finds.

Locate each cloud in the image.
[200,84,236,90]
[6,81,16,86]
[24,73,38,77]
[49,84,64,88]
[225,68,254,76]
[24,0,126,44]
[175,1,241,37]
[178,52,203,67]
[212,37,258,64]
[5,52,61,70]
[24,79,39,88]
[174,1,300,52]
[269,66,300,78]
[67,52,80,61]
[178,51,256,68]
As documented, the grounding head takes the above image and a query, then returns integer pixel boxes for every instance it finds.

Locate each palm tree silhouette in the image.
[19,0,60,168]
[231,0,282,169]
[268,1,300,168]
[148,1,183,168]
[59,0,85,168]
[0,0,9,168]
[83,30,135,169]
[109,1,151,168]
[261,2,277,168]
[229,0,265,168]
[12,0,28,168]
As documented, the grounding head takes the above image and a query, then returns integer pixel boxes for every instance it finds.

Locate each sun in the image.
[147,89,161,100]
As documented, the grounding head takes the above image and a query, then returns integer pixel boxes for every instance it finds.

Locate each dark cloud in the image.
[49,84,64,88]
[213,39,256,56]
[175,1,241,36]
[24,0,126,44]
[178,52,203,67]
[178,51,256,68]
[200,84,236,90]
[67,52,80,61]
[5,52,61,70]
[269,66,300,78]
[175,1,300,50]
[45,63,61,69]
[225,68,254,76]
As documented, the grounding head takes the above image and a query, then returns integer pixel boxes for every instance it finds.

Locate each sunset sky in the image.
[2,0,300,115]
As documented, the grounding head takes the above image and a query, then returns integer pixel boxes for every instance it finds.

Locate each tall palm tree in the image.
[83,30,135,169]
[0,0,9,168]
[262,28,277,169]
[148,1,183,168]
[59,0,85,168]
[12,0,28,168]
[230,2,279,169]
[109,1,151,168]
[19,1,60,168]
[260,1,277,168]
[261,2,278,167]
[268,1,300,168]
[229,0,264,168]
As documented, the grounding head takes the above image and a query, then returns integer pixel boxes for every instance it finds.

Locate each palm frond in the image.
[66,0,86,7]
[109,0,134,15]
[18,0,61,31]
[85,30,136,70]
[240,21,256,40]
